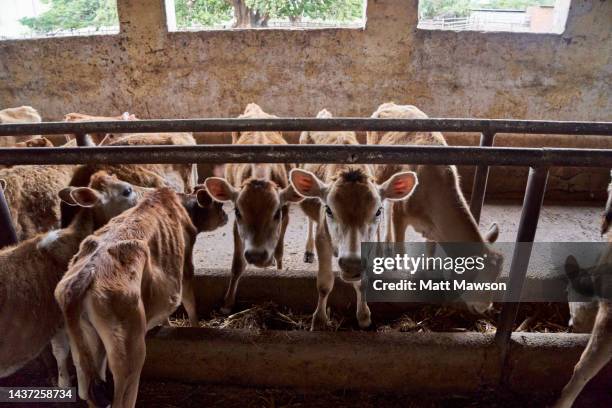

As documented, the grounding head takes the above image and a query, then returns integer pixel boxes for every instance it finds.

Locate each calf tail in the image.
[54,267,109,406]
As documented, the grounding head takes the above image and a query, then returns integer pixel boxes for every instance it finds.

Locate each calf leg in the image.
[50,330,71,388]
[182,258,199,326]
[95,305,146,408]
[392,203,410,243]
[274,206,290,270]
[222,222,245,314]
[553,302,612,408]
[384,201,394,242]
[312,227,334,331]
[353,280,372,329]
[304,217,316,263]
[182,278,199,326]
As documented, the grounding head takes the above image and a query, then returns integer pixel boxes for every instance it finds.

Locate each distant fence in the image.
[419,15,531,32]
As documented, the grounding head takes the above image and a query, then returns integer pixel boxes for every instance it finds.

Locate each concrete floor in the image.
[193,201,604,277]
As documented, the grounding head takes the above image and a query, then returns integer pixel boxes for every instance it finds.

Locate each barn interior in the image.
[0,0,611,407]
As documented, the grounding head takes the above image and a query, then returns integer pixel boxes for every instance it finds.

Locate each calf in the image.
[62,132,198,227]
[0,158,76,240]
[553,187,612,408]
[64,111,137,145]
[205,103,302,314]
[290,109,419,330]
[55,186,227,408]
[0,106,42,148]
[367,102,503,312]
[0,172,141,386]
[553,254,612,408]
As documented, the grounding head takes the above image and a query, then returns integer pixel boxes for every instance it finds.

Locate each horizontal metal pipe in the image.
[0,118,611,136]
[1,144,612,167]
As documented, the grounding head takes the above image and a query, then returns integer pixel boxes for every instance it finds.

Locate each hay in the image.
[169,302,570,333]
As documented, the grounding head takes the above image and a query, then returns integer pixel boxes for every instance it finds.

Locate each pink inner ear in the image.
[394,179,407,194]
[295,176,313,192]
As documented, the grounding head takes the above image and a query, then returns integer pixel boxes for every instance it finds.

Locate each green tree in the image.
[20,0,118,33]
[175,0,233,27]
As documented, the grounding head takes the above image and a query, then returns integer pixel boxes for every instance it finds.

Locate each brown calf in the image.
[0,106,42,149]
[367,102,503,313]
[64,112,138,145]
[62,132,198,228]
[55,186,227,408]
[290,109,419,330]
[0,172,141,386]
[205,103,302,314]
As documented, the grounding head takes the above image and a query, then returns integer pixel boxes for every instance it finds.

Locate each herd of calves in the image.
[0,103,609,408]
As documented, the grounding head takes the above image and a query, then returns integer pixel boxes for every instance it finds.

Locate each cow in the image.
[289,109,419,330]
[55,186,228,408]
[0,172,143,387]
[367,102,503,313]
[204,103,302,314]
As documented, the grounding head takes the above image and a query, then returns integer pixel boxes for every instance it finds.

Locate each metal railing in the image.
[1,117,612,384]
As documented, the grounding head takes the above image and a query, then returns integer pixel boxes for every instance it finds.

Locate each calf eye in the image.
[375,207,382,217]
[235,208,242,219]
[122,187,132,197]
[325,206,333,217]
[274,209,281,220]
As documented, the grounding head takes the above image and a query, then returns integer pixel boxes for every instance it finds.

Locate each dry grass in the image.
[169,302,570,333]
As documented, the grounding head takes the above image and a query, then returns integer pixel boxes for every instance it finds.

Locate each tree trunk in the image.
[231,0,269,28]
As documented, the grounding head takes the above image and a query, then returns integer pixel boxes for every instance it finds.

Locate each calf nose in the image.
[338,256,363,280]
[244,250,269,265]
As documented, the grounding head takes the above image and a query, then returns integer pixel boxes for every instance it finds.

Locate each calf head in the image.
[14,137,54,148]
[58,171,140,227]
[291,167,418,281]
[183,185,228,233]
[205,175,302,267]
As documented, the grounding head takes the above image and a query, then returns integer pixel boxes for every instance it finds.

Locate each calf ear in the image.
[195,188,214,208]
[204,177,238,203]
[379,171,418,201]
[564,255,581,280]
[280,185,303,205]
[58,187,78,206]
[289,169,327,200]
[70,187,102,208]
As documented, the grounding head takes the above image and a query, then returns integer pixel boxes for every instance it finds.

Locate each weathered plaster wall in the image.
[0,0,610,200]
[0,0,609,121]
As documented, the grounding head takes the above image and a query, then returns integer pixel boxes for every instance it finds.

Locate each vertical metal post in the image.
[0,186,17,248]
[75,133,92,147]
[470,131,496,224]
[494,166,549,377]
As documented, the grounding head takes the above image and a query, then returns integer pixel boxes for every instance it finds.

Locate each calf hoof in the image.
[89,378,112,408]
[358,314,372,330]
[303,251,315,263]
[311,316,330,331]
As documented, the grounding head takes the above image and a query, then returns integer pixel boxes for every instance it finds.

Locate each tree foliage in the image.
[20,0,118,33]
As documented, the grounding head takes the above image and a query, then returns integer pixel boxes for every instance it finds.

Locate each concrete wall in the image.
[0,0,609,121]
